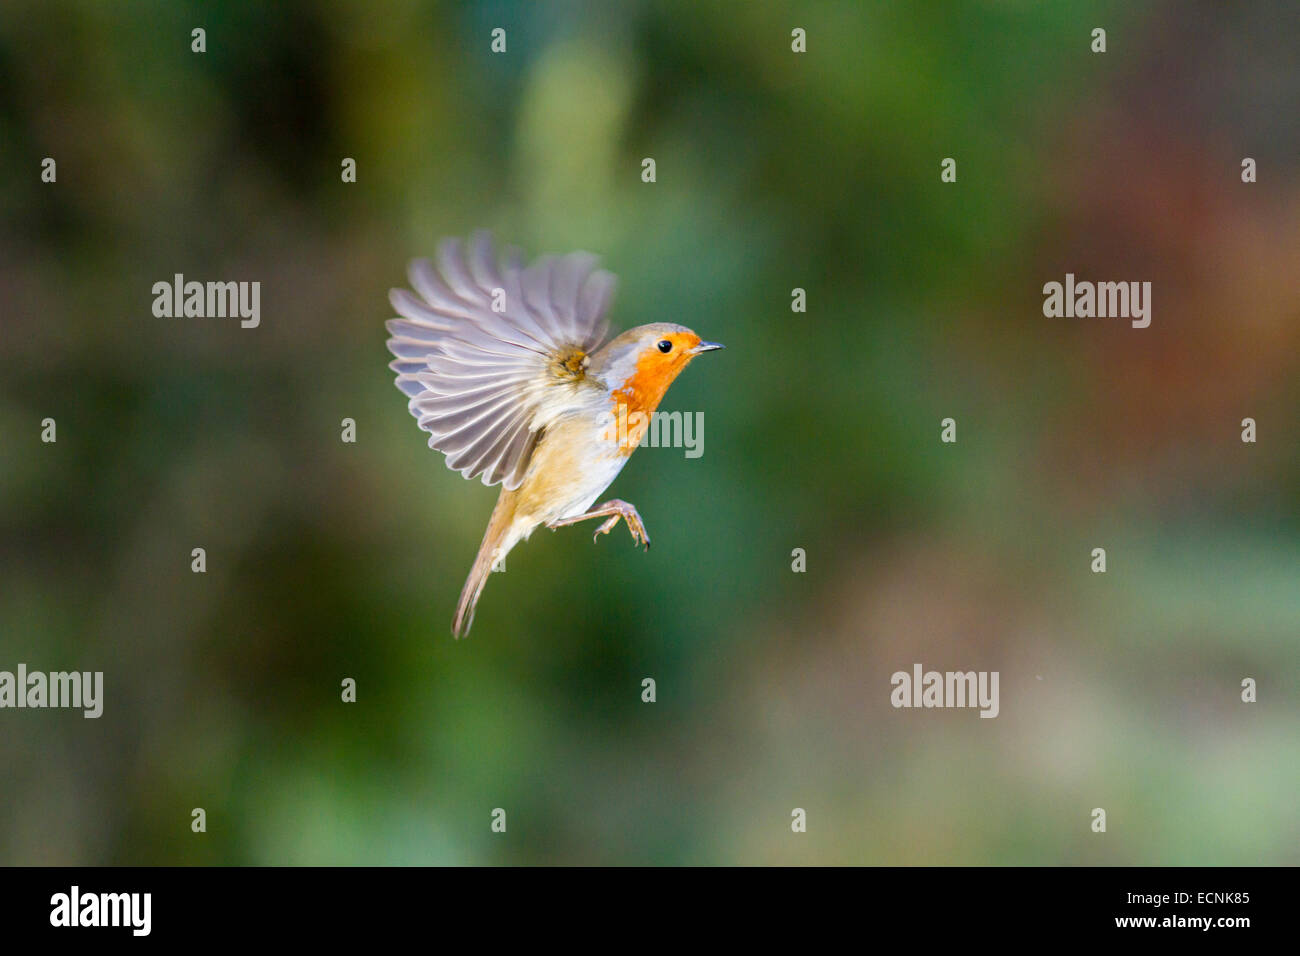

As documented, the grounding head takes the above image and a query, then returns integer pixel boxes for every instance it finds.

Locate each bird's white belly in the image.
[514,413,631,526]
[553,452,628,520]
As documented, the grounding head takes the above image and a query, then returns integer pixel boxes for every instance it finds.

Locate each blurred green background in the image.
[1,1,1297,865]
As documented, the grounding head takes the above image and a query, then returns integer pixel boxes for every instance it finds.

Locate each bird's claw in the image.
[591,508,650,550]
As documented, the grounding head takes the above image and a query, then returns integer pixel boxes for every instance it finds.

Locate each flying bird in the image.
[386,233,723,637]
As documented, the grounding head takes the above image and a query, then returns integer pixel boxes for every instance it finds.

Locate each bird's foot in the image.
[548,499,651,550]
[591,500,651,550]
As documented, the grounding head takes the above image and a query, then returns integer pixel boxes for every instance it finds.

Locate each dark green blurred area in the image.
[1,1,1296,864]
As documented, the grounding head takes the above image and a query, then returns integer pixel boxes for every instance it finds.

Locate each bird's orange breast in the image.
[608,353,686,453]
[611,357,678,417]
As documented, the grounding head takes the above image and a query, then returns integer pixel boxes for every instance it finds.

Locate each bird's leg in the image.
[547,499,651,550]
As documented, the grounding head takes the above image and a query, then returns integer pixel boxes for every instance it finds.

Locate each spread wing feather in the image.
[386,232,616,489]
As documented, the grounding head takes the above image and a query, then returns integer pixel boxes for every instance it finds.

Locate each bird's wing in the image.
[385,232,617,489]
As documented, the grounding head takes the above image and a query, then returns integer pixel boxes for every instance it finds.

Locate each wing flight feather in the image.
[385,232,615,488]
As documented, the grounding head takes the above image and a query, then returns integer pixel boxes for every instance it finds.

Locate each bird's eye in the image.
[657,339,673,353]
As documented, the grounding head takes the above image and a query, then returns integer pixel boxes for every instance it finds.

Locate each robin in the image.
[386,233,723,637]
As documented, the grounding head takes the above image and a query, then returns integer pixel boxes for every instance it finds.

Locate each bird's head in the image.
[592,322,724,416]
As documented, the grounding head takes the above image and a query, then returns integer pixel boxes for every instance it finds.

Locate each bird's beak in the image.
[691,341,725,354]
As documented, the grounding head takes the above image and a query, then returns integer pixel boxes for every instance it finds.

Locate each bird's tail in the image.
[452,488,519,638]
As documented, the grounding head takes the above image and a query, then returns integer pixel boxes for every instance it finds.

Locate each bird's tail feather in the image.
[452,489,518,638]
